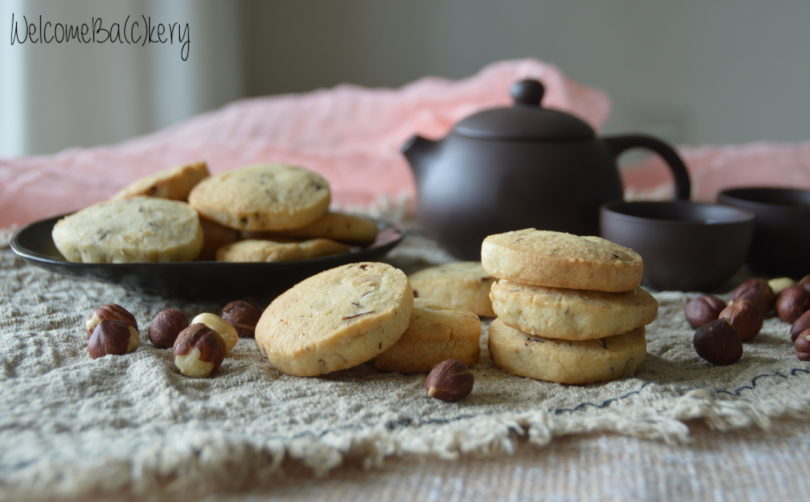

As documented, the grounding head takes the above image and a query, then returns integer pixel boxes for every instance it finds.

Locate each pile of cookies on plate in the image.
[51,162,378,263]
[481,228,658,384]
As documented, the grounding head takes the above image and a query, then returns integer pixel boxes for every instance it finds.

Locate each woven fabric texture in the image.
[1,228,808,500]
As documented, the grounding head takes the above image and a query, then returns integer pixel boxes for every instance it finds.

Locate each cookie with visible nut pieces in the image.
[52,197,203,263]
[215,238,348,263]
[373,298,481,373]
[112,161,210,201]
[188,163,330,231]
[488,319,646,384]
[489,280,658,341]
[255,262,413,376]
[409,261,495,317]
[245,211,379,245]
[481,229,643,292]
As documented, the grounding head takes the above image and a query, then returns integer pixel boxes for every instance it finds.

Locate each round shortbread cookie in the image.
[481,229,643,292]
[409,261,495,317]
[255,262,413,376]
[245,211,379,244]
[488,319,646,384]
[52,197,203,263]
[188,164,330,231]
[490,280,658,340]
[373,298,481,373]
[112,161,210,201]
[215,238,349,262]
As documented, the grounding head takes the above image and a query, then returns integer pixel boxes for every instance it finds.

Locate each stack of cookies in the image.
[254,262,482,376]
[408,261,496,318]
[481,228,658,384]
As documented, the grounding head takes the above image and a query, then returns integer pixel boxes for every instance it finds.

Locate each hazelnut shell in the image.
[190,313,238,351]
[88,319,139,359]
[799,274,810,293]
[148,309,189,348]
[693,319,743,366]
[684,295,726,329]
[776,285,810,324]
[221,300,262,338]
[790,311,810,342]
[424,359,474,402]
[731,279,775,315]
[719,299,763,342]
[85,303,137,335]
[173,324,226,369]
[794,329,810,361]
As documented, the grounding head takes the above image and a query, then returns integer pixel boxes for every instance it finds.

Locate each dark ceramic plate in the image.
[10,215,405,300]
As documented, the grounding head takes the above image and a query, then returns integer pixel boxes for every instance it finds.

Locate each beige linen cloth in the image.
[1,228,809,500]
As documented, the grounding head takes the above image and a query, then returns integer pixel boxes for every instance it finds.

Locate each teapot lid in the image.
[452,79,595,141]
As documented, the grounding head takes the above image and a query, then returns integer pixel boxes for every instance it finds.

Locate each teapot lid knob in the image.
[510,79,544,107]
[451,78,595,140]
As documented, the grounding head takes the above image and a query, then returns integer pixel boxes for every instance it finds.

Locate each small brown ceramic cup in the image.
[600,201,754,291]
[717,187,810,276]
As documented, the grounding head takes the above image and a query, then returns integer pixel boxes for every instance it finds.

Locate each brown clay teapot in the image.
[402,79,691,259]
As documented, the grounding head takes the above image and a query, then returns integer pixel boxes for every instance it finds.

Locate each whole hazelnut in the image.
[719,299,764,342]
[88,319,140,359]
[791,311,810,342]
[190,313,238,351]
[424,359,474,402]
[795,329,810,361]
[221,300,262,338]
[775,285,810,324]
[731,279,775,315]
[684,295,726,328]
[692,319,743,365]
[799,274,810,293]
[148,309,189,348]
[173,324,226,378]
[768,277,796,296]
[85,303,137,336]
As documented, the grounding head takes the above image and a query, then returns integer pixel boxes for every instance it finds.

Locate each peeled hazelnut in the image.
[148,309,189,348]
[719,299,764,342]
[88,319,139,359]
[173,324,226,377]
[799,274,810,293]
[684,295,726,328]
[221,300,262,338]
[190,313,238,351]
[791,311,810,341]
[795,330,810,361]
[693,319,743,365]
[731,279,775,315]
[424,359,474,402]
[768,277,796,296]
[85,303,137,336]
[775,285,810,324]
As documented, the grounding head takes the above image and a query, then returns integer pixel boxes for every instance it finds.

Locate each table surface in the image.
[60,419,810,502]
[4,227,809,502]
[296,420,810,502]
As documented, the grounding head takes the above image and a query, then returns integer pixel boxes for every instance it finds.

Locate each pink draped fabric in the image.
[3,57,808,229]
[0,59,610,227]
[623,141,810,201]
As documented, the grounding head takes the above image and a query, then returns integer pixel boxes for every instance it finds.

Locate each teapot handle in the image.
[601,134,691,200]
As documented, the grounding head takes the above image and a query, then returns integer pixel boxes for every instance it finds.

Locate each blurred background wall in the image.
[2,0,809,158]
